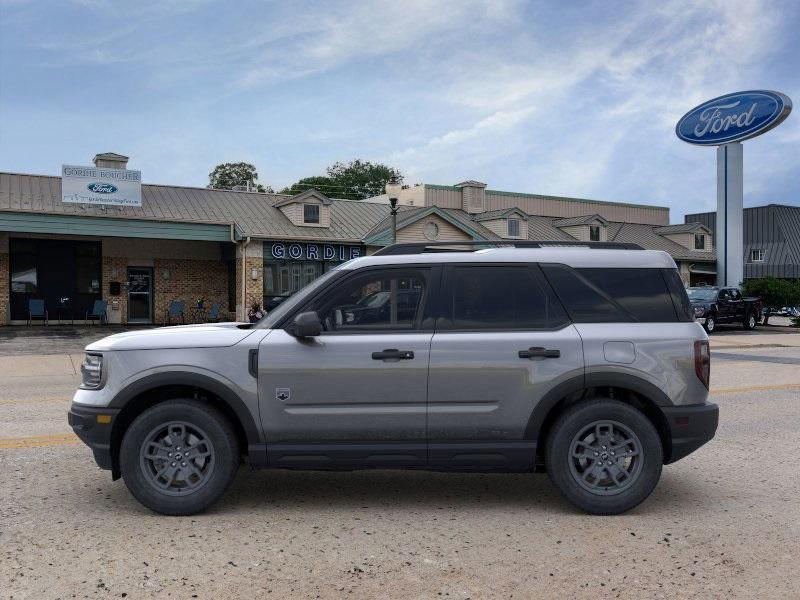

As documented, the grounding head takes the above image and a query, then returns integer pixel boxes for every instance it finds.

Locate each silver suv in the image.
[69,242,718,515]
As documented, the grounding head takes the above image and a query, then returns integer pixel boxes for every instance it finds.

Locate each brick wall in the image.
[235,240,263,322]
[102,256,128,324]
[0,253,9,325]
[153,258,229,324]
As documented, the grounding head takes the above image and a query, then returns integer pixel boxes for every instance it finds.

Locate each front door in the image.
[127,267,153,324]
[427,264,584,470]
[258,266,434,468]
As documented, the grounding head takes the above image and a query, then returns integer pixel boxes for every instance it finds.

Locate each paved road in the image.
[1,336,799,598]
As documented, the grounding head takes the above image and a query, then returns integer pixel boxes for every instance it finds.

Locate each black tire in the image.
[545,399,663,515]
[703,314,716,334]
[120,400,240,515]
[743,311,757,330]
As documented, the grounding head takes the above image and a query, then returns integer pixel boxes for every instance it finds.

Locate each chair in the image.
[165,300,185,325]
[27,299,48,326]
[85,299,108,325]
[206,303,221,323]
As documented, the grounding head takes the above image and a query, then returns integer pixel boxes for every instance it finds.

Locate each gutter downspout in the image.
[241,236,251,322]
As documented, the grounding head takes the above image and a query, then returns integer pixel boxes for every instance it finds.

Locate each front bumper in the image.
[662,402,719,464]
[695,317,706,325]
[68,403,120,472]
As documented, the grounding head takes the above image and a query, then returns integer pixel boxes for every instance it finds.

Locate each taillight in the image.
[694,340,710,389]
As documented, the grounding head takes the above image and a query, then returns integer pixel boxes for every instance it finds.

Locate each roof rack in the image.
[372,240,644,256]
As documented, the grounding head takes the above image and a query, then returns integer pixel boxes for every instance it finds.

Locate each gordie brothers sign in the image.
[266,241,362,262]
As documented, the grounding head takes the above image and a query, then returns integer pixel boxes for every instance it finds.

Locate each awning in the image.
[689,263,717,275]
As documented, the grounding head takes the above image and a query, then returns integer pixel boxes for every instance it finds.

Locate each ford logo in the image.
[86,182,118,194]
[676,90,792,146]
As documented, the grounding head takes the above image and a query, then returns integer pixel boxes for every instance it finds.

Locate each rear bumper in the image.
[68,403,120,472]
[662,402,719,464]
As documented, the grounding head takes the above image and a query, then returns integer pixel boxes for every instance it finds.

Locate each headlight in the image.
[693,306,705,317]
[80,353,104,389]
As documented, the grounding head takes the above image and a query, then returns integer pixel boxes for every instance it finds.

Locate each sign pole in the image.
[715,143,743,286]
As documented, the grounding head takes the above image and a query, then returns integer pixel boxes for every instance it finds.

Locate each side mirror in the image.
[290,311,322,338]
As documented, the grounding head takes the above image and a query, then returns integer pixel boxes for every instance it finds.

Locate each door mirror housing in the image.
[290,311,322,338]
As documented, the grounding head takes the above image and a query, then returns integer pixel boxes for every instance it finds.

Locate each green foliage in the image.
[281,159,403,200]
[742,277,800,309]
[742,277,800,324]
[280,176,338,197]
[209,162,272,193]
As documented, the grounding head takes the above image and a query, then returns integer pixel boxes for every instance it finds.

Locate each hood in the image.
[86,322,257,352]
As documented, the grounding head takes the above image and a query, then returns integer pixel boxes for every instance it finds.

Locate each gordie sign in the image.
[676,90,792,146]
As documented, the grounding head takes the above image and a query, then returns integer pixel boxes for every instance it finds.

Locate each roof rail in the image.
[372,240,644,256]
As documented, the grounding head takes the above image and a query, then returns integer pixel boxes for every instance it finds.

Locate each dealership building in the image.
[0,153,717,326]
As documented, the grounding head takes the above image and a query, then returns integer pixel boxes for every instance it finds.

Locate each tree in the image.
[281,159,403,200]
[209,162,273,193]
[742,277,800,325]
[279,176,337,197]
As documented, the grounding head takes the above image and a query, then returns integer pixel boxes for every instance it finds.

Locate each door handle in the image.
[371,349,415,360]
[518,347,560,359]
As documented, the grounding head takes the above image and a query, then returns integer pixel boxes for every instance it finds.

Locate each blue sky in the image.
[1,0,798,222]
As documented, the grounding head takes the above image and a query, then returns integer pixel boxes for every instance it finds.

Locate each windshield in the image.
[257,268,342,329]
[687,288,717,301]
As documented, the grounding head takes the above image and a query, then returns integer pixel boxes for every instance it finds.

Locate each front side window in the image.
[507,218,520,238]
[445,266,568,330]
[589,225,601,241]
[694,234,705,249]
[314,270,427,332]
[303,203,320,224]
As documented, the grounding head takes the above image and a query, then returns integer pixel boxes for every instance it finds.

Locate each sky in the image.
[1,0,798,222]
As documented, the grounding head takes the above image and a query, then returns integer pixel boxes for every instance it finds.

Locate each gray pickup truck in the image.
[69,242,718,516]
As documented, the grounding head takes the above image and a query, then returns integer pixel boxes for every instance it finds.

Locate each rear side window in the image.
[444,265,568,330]
[662,269,693,322]
[542,265,680,323]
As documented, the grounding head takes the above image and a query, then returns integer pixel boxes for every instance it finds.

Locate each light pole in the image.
[385,176,402,244]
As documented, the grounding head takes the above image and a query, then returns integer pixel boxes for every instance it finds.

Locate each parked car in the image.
[69,242,718,516]
[687,286,763,333]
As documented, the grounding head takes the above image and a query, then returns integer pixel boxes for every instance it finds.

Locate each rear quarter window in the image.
[542,265,682,323]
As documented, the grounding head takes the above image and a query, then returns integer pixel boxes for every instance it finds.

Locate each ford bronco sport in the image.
[69,241,718,515]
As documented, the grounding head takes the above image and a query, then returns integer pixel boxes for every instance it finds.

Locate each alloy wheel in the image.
[139,421,215,496]
[568,420,643,496]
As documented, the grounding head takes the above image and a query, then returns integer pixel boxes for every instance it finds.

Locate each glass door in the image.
[127,267,153,323]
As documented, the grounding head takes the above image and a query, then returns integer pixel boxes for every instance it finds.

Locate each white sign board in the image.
[61,164,142,207]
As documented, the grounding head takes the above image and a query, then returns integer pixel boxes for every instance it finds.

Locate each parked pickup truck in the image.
[687,286,763,333]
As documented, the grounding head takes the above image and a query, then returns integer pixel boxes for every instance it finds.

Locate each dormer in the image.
[473,208,529,239]
[554,214,608,241]
[654,223,712,250]
[455,180,487,214]
[273,189,332,228]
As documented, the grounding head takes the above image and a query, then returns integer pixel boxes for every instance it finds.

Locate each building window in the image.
[694,234,705,250]
[750,248,765,262]
[589,225,601,241]
[10,239,37,293]
[303,204,320,224]
[423,221,440,240]
[507,218,520,238]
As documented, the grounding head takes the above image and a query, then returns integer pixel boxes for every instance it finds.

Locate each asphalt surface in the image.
[1,331,799,598]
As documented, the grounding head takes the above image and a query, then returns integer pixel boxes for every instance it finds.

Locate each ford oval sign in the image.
[86,182,118,194]
[676,90,791,145]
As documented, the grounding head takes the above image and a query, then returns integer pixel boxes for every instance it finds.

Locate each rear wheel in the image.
[545,399,663,515]
[743,311,757,330]
[120,400,240,515]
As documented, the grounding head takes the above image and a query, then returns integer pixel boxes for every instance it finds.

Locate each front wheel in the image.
[120,400,240,515]
[703,314,716,333]
[545,399,663,515]
[743,311,757,330]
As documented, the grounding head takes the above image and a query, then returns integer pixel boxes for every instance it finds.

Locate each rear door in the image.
[426,264,584,470]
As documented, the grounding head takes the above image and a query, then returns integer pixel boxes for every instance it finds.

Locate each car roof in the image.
[343,247,677,270]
